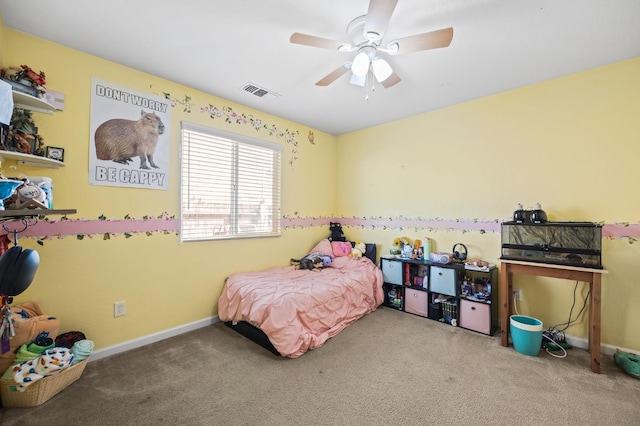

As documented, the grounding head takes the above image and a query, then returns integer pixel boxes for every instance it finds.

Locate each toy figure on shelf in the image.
[461,277,473,296]
[411,239,423,260]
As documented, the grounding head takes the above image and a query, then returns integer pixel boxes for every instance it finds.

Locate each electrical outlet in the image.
[114,301,126,317]
[513,289,523,301]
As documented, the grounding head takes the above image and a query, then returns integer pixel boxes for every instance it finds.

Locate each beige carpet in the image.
[1,307,639,425]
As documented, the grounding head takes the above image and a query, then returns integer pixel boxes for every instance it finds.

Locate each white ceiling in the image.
[1,0,639,136]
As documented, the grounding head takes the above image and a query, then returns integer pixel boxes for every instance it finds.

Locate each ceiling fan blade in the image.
[315,63,351,86]
[388,27,454,55]
[290,32,349,51]
[363,0,399,40]
[381,72,401,88]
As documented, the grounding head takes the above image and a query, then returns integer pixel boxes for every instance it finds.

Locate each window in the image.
[180,122,282,241]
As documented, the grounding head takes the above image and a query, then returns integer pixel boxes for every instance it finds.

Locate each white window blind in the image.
[180,122,282,241]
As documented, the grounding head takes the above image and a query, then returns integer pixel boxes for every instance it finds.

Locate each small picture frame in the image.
[46,146,65,162]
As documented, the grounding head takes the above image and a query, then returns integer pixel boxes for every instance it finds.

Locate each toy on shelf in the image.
[16,181,48,209]
[411,239,423,260]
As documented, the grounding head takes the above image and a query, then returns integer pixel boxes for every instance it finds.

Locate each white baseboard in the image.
[564,334,637,357]
[89,316,220,362]
[509,332,632,357]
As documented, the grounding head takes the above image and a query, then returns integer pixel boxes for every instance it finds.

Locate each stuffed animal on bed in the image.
[291,257,323,271]
[349,241,366,258]
[291,252,332,271]
[328,222,346,242]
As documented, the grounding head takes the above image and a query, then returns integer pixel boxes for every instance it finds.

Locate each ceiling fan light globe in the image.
[372,58,393,82]
[351,51,370,77]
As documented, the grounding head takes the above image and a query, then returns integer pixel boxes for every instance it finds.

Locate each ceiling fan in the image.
[290,0,454,90]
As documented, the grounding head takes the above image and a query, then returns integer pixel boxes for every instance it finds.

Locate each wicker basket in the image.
[0,359,88,408]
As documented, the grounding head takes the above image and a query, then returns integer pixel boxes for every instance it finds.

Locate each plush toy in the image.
[328,222,346,242]
[317,254,333,267]
[411,239,423,259]
[291,252,331,271]
[291,257,323,271]
[350,241,366,258]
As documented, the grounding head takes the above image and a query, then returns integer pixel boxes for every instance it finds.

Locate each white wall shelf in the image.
[4,90,63,168]
[0,208,76,219]
[12,91,55,114]
[0,151,65,169]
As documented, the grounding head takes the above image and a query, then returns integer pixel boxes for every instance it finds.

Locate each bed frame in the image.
[224,242,377,356]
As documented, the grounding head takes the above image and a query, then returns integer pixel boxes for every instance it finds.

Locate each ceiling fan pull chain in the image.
[364,72,369,100]
[364,70,369,100]
[371,69,377,93]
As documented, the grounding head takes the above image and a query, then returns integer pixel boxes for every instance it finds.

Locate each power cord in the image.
[512,281,589,359]
[546,281,590,334]
[540,281,590,359]
[542,332,568,358]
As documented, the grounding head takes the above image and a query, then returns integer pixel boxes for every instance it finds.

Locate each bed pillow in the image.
[331,241,352,257]
[309,239,333,257]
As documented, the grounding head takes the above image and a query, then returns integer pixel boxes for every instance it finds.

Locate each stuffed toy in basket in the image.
[0,301,60,376]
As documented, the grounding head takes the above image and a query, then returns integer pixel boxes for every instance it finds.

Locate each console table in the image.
[499,260,608,373]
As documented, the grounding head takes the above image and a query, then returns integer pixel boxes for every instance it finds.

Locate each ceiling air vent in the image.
[241,82,280,98]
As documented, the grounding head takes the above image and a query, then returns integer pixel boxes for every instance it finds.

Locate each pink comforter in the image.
[218,256,384,358]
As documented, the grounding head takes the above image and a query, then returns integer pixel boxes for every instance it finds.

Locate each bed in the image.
[218,241,383,357]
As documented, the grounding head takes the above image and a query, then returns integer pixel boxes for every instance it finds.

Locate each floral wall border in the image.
[3,213,178,244]
[4,215,639,244]
[284,216,639,243]
[150,85,303,166]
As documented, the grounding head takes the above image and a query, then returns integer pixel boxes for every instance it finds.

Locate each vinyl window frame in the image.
[180,122,282,242]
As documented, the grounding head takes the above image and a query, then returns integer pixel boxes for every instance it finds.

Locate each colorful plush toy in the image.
[350,241,366,258]
[291,252,332,271]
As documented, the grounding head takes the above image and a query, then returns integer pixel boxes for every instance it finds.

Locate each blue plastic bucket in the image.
[510,315,543,356]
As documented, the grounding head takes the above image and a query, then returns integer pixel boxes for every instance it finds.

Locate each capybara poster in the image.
[89,77,170,190]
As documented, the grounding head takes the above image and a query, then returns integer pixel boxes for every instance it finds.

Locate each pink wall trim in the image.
[601,223,640,239]
[2,216,638,241]
[334,217,501,233]
[3,218,178,239]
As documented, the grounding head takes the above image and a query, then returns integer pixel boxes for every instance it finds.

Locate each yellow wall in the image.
[337,58,640,351]
[1,24,338,349]
[3,12,639,353]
